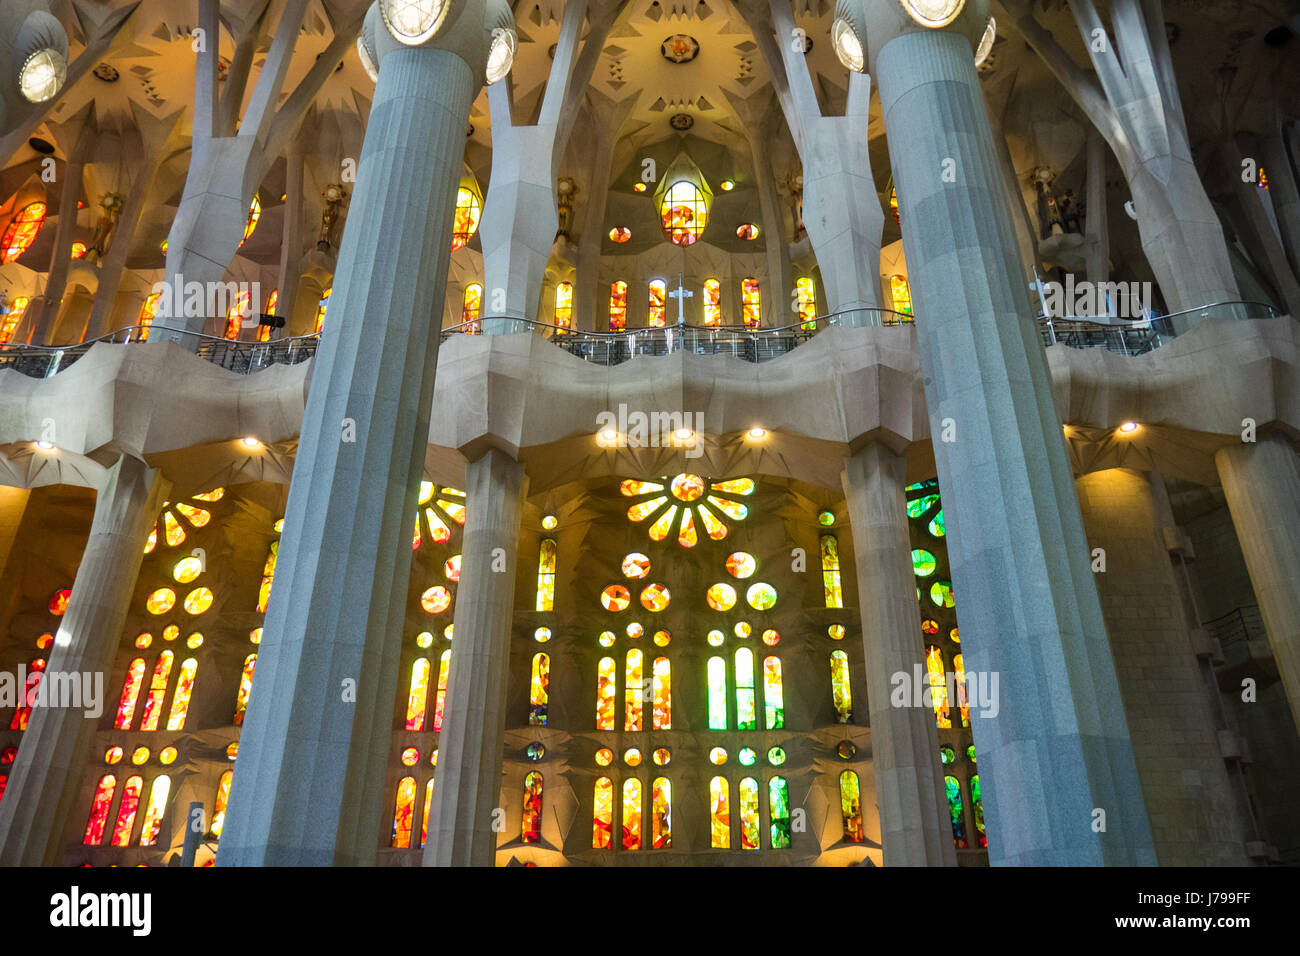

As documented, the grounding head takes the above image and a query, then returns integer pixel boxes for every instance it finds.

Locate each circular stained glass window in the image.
[186,633,203,649]
[818,510,835,526]
[36,632,52,649]
[526,742,546,761]
[641,583,671,612]
[828,624,846,641]
[608,226,632,243]
[595,747,614,766]
[966,745,977,764]
[173,556,203,583]
[652,747,671,766]
[622,552,651,578]
[184,587,214,614]
[725,552,756,578]
[738,747,757,767]
[416,631,433,648]
[627,623,643,639]
[670,473,705,501]
[836,741,856,760]
[226,743,239,760]
[249,627,262,645]
[624,748,642,767]
[767,746,786,766]
[146,588,176,615]
[49,589,72,616]
[736,222,760,240]
[131,746,150,766]
[444,555,461,581]
[444,625,454,641]
[421,586,452,614]
[653,629,671,647]
[746,583,777,610]
[707,583,737,611]
[912,549,937,577]
[401,747,419,766]
[163,625,179,641]
[541,514,558,530]
[159,746,177,765]
[734,622,751,639]
[707,629,725,647]
[598,630,616,647]
[135,633,152,649]
[940,745,955,765]
[709,747,728,765]
[0,746,14,764]
[430,748,438,766]
[950,627,960,644]
[921,619,939,635]
[534,627,551,644]
[601,584,631,611]
[104,746,123,765]
[930,580,955,608]
[762,628,779,646]
[929,511,945,537]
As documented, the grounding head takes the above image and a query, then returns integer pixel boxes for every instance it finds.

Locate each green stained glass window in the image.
[831,649,852,723]
[735,648,755,730]
[820,536,843,608]
[928,510,945,537]
[739,777,760,850]
[763,655,784,729]
[945,775,967,849]
[769,776,791,848]
[930,580,954,608]
[906,493,940,518]
[971,774,986,847]
[911,549,937,577]
[839,770,865,843]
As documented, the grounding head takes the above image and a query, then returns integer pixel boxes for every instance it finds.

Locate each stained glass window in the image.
[609,280,627,331]
[255,289,277,342]
[769,776,791,848]
[621,778,642,849]
[234,653,256,725]
[434,649,451,731]
[462,283,482,333]
[138,775,170,846]
[223,288,250,340]
[953,652,970,727]
[971,774,986,847]
[83,774,117,845]
[0,295,29,344]
[596,656,616,730]
[709,776,730,847]
[239,194,261,248]
[421,778,435,848]
[536,539,556,611]
[703,278,721,326]
[820,535,844,608]
[648,279,666,327]
[831,649,852,723]
[111,776,143,846]
[945,775,967,848]
[522,771,543,843]
[622,649,643,731]
[763,656,784,729]
[660,180,708,245]
[139,652,174,731]
[593,776,613,848]
[735,648,756,730]
[739,777,760,849]
[741,278,761,328]
[165,658,197,730]
[211,769,233,838]
[891,274,913,316]
[451,186,482,251]
[137,292,161,341]
[926,645,951,729]
[1,202,47,264]
[530,652,549,726]
[115,658,146,730]
[652,656,670,729]
[912,549,937,577]
[392,776,416,848]
[406,657,431,730]
[651,777,671,848]
[554,281,573,331]
[707,655,727,729]
[795,276,817,330]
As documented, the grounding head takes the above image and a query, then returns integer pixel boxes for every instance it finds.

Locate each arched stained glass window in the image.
[554,281,573,330]
[593,776,613,848]
[257,538,278,613]
[420,778,435,848]
[10,658,43,729]
[624,649,643,731]
[462,283,482,333]
[621,778,642,850]
[651,777,671,848]
[831,649,852,723]
[707,655,727,730]
[769,776,791,848]
[763,656,784,729]
[530,652,549,726]
[953,652,970,727]
[314,287,331,334]
[406,657,431,730]
[165,657,197,730]
[83,774,117,845]
[703,278,721,326]
[522,771,544,843]
[741,278,761,328]
[451,186,482,252]
[971,774,986,847]
[433,649,451,731]
[536,539,556,611]
[891,274,913,316]
[0,295,29,344]
[945,775,967,848]
[709,776,730,848]
[234,653,256,726]
[111,775,143,847]
[839,770,865,843]
[1,202,47,264]
[115,659,146,729]
[138,775,171,846]
[648,279,666,328]
[795,276,817,330]
[137,292,161,342]
[211,769,233,838]
[596,656,616,730]
[738,777,760,849]
[256,289,277,342]
[222,288,250,340]
[735,648,755,730]
[609,280,628,331]
[652,656,670,730]
[660,181,708,245]
[239,194,261,249]
[392,776,416,848]
[925,645,951,729]
[139,651,174,732]
[820,535,844,608]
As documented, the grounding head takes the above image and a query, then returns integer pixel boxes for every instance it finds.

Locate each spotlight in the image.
[1118,421,1139,434]
[597,427,618,445]
[746,426,768,440]
[633,183,647,193]
[35,440,54,450]
[674,427,694,441]
[241,436,264,450]
[720,180,735,191]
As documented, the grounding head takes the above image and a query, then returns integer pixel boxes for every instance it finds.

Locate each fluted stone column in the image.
[217,41,479,866]
[842,445,955,866]
[871,22,1154,865]
[0,456,169,865]
[423,449,526,866]
[1215,435,1300,731]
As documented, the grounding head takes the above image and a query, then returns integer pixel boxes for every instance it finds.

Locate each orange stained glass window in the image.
[536,539,556,611]
[821,535,844,608]
[624,649,643,731]
[529,652,549,727]
[433,649,450,731]
[83,774,117,845]
[0,295,29,344]
[212,769,233,837]
[651,777,671,848]
[596,656,616,730]
[652,656,671,730]
[954,652,970,727]
[609,280,628,331]
[522,771,543,843]
[622,778,642,850]
[257,289,277,342]
[234,653,256,725]
[406,657,431,730]
[1,202,47,264]
[554,281,573,330]
[111,775,143,847]
[647,279,666,328]
[891,274,913,316]
[314,287,331,334]
[710,776,730,847]
[795,276,817,330]
[660,180,708,245]
[840,770,865,843]
[593,776,613,848]
[420,778,435,848]
[451,186,482,252]
[137,292,161,341]
[741,278,760,328]
[10,658,44,729]
[71,241,87,259]
[139,651,174,732]
[703,278,721,326]
[925,645,951,729]
[257,539,278,613]
[223,288,250,340]
[165,657,197,731]
[831,649,853,723]
[739,776,760,849]
[392,776,416,848]
[115,658,147,729]
[462,283,482,333]
[138,775,171,846]
[238,194,261,249]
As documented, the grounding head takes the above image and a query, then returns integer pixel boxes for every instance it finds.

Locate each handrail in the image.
[1,324,322,352]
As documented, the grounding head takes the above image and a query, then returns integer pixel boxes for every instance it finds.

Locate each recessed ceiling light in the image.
[241,436,264,449]
[598,427,618,444]
[746,426,767,440]
[674,427,694,440]
[720,180,735,191]
[35,440,54,450]
[1118,421,1139,434]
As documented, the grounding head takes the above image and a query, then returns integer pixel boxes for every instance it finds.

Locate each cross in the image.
[667,272,693,325]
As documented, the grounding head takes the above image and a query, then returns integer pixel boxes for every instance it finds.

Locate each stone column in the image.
[871,22,1154,865]
[1215,435,1300,731]
[0,456,169,865]
[423,448,526,866]
[216,41,479,867]
[842,445,955,866]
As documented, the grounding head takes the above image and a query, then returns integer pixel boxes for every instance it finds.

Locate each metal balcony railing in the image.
[1035,301,1283,357]
[1205,605,1267,649]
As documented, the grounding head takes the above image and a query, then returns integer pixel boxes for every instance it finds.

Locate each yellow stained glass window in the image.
[138,292,161,342]
[164,658,197,730]
[554,281,573,330]
[891,274,913,316]
[530,652,549,726]
[115,659,146,729]
[211,769,233,838]
[421,586,452,614]
[536,539,556,611]
[392,776,416,848]
[593,777,613,848]
[314,287,331,334]
[596,656,616,730]
[609,280,628,331]
[451,186,482,252]
[651,777,671,848]
[183,586,214,615]
[421,778,435,848]
[796,276,817,330]
[831,649,853,723]
[660,180,708,245]
[821,535,844,608]
[742,278,761,328]
[257,289,277,342]
[257,539,278,613]
[954,652,970,727]
[710,776,730,848]
[140,651,174,731]
[739,777,760,849]
[1,202,47,264]
[434,649,451,730]
[461,283,482,333]
[406,657,430,730]
[138,775,171,846]
[239,194,261,249]
[223,288,250,340]
[926,645,950,728]
[648,279,666,327]
[146,588,176,615]
[234,653,256,725]
[624,649,643,731]
[707,582,737,611]
[703,278,721,326]
[0,295,29,344]
[622,778,642,849]
[652,656,671,729]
